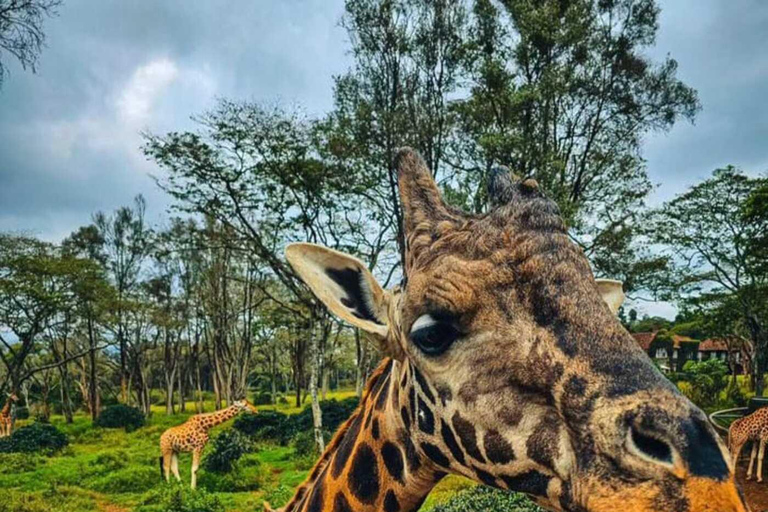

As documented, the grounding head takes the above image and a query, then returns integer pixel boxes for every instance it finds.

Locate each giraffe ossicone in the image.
[277,147,748,512]
[159,399,258,489]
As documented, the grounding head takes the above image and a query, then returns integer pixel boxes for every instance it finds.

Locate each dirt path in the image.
[737,460,768,511]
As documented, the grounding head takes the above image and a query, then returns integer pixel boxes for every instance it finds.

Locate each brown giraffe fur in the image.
[159,399,257,488]
[276,148,748,512]
[729,408,768,482]
[0,393,18,438]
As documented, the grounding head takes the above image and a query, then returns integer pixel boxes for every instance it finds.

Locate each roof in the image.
[699,338,729,352]
[632,332,658,351]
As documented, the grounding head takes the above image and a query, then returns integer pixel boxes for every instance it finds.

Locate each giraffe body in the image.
[159,399,257,488]
[729,407,768,482]
[0,394,19,438]
[278,148,748,512]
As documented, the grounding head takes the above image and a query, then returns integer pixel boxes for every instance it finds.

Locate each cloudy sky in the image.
[1,0,766,318]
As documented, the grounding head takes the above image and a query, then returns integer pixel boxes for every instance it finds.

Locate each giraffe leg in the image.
[191,450,201,489]
[747,443,757,480]
[162,452,172,482]
[171,453,181,481]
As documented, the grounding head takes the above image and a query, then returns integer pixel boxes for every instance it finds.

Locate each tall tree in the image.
[648,167,768,393]
[455,0,699,289]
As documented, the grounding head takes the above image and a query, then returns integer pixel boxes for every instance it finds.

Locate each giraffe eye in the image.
[410,314,460,356]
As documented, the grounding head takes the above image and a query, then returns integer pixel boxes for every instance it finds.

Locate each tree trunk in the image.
[88,314,100,421]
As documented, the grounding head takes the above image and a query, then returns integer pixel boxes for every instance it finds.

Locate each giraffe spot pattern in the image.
[484,429,515,464]
[381,441,405,483]
[384,490,400,512]
[333,492,353,512]
[417,396,434,434]
[372,418,380,440]
[421,442,450,468]
[452,412,486,463]
[441,419,466,466]
[500,470,551,496]
[348,442,379,504]
[413,367,435,404]
[333,413,362,479]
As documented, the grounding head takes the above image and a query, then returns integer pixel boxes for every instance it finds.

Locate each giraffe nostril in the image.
[629,426,673,465]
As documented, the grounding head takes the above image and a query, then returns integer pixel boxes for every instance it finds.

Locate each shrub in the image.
[252,392,273,405]
[429,486,544,512]
[234,409,291,443]
[137,483,225,512]
[202,429,253,473]
[0,453,42,472]
[198,459,265,492]
[90,466,157,493]
[680,359,729,408]
[264,484,295,508]
[0,421,68,454]
[14,406,30,420]
[91,450,128,472]
[94,404,145,431]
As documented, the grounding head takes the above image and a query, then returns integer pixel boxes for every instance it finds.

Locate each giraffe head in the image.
[234,399,259,414]
[8,393,18,402]
[286,148,747,512]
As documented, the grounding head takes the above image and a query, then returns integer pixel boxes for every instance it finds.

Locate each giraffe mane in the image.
[273,358,393,512]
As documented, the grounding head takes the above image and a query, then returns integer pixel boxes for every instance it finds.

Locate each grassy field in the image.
[1,390,475,512]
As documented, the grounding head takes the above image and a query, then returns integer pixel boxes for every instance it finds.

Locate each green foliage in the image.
[202,429,253,473]
[0,452,42,472]
[198,456,265,493]
[291,429,320,458]
[94,404,145,431]
[234,397,359,446]
[137,483,225,512]
[680,359,729,408]
[0,421,68,453]
[264,484,295,508]
[89,465,157,493]
[427,486,544,512]
[91,449,128,472]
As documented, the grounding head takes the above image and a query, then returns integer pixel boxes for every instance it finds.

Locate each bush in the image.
[90,465,157,493]
[429,486,544,512]
[264,484,295,508]
[252,392,273,405]
[14,406,30,420]
[202,429,253,473]
[94,404,145,431]
[91,450,128,472]
[234,409,291,443]
[137,483,225,512]
[198,457,265,492]
[680,359,729,408]
[0,453,42,472]
[0,421,68,454]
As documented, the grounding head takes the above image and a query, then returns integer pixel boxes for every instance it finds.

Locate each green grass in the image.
[2,390,355,512]
[3,388,534,511]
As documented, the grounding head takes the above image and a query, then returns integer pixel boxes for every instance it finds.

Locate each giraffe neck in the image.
[1,399,12,417]
[194,404,241,430]
[279,359,444,512]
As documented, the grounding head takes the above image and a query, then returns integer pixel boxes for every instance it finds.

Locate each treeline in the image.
[1,0,765,447]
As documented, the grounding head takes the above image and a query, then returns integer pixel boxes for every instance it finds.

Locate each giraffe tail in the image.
[159,455,164,479]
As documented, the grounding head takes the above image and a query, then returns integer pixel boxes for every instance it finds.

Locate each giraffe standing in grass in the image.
[159,399,257,488]
[268,148,747,512]
[729,407,768,482]
[0,393,18,438]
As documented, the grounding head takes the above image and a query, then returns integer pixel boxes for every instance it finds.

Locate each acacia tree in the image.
[648,167,768,393]
[454,0,698,290]
[144,100,362,450]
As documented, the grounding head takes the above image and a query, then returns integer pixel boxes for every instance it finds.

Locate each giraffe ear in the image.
[596,279,625,315]
[286,243,390,338]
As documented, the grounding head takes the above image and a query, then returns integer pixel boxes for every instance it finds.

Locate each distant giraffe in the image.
[729,407,768,482]
[0,393,18,438]
[268,148,747,512]
[159,399,257,488]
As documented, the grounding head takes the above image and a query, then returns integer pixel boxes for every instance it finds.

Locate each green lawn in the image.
[1,390,475,512]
